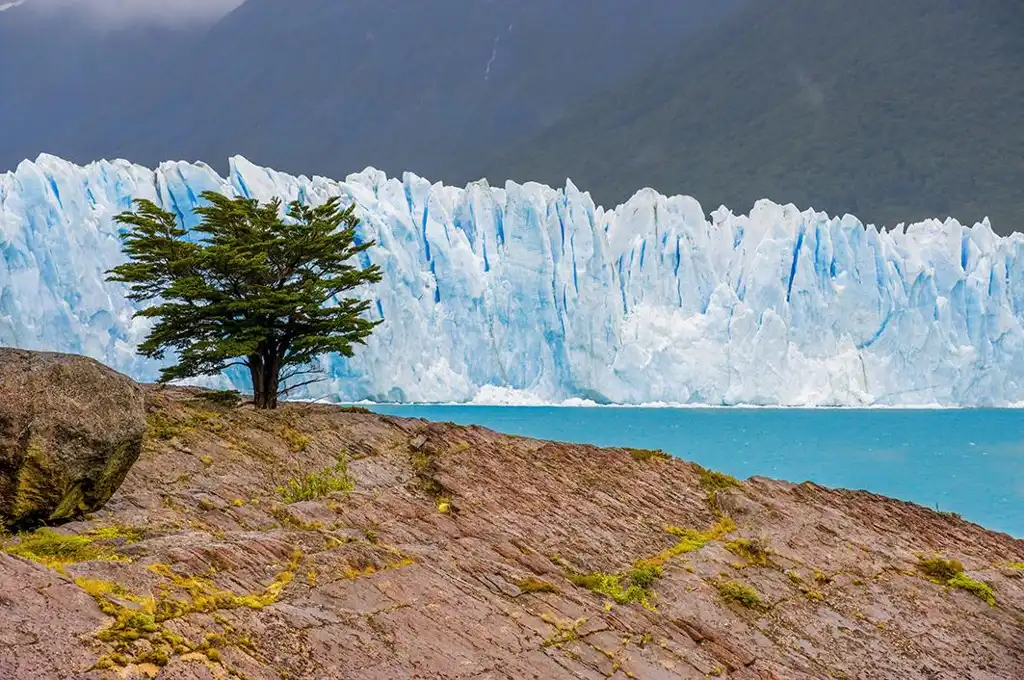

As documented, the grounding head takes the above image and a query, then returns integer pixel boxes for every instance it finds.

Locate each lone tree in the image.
[107,191,382,409]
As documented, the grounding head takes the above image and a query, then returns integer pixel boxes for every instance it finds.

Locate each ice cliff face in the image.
[1,154,1022,406]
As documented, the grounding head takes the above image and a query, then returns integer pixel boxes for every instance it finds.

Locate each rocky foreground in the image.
[2,386,1023,680]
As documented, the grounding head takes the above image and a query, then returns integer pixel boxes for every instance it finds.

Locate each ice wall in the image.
[2,154,1022,405]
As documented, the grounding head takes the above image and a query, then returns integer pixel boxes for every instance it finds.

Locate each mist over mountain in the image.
[1,0,1021,233]
[477,0,1024,233]
[0,0,739,184]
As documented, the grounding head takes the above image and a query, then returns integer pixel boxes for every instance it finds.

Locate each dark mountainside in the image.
[1,0,1021,234]
[2,382,1023,679]
[479,0,1024,233]
[0,0,739,184]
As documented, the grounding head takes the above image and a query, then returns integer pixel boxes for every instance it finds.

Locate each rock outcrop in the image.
[0,385,1022,679]
[0,349,146,531]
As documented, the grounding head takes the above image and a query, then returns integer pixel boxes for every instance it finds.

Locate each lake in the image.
[365,406,1024,538]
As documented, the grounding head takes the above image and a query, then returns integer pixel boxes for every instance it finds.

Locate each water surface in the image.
[366,406,1024,537]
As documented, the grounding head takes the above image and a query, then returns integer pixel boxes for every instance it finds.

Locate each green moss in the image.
[725,537,772,567]
[566,562,661,610]
[658,516,736,561]
[918,556,965,583]
[628,448,671,462]
[86,523,145,543]
[277,457,353,503]
[516,577,560,595]
[146,411,188,441]
[627,561,663,589]
[1007,562,1024,570]
[279,426,310,452]
[2,528,126,570]
[947,572,996,606]
[715,580,765,610]
[916,556,996,605]
[699,468,740,493]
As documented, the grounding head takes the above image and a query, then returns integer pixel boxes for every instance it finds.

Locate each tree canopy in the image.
[107,191,382,409]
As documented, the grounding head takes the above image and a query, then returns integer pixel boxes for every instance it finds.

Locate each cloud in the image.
[14,0,246,26]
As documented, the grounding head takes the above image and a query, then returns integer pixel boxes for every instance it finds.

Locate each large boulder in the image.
[0,349,145,531]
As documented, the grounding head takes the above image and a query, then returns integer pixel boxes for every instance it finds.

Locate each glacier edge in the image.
[1,153,1022,406]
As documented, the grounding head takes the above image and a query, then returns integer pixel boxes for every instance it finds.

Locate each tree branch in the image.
[277,377,327,397]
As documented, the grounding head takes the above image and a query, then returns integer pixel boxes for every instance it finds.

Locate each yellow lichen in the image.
[2,528,128,571]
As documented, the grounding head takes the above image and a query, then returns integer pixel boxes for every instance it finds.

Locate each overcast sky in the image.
[6,0,247,25]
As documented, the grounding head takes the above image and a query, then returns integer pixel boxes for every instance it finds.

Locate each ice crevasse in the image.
[1,154,1022,406]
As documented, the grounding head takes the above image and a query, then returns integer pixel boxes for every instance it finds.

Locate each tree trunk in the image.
[249,350,282,410]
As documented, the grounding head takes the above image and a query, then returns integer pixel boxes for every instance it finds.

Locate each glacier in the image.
[1,153,1023,406]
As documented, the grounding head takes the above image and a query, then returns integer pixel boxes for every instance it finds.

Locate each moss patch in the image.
[2,527,133,571]
[565,517,735,610]
[918,556,965,583]
[715,579,765,610]
[657,516,736,562]
[628,448,671,462]
[83,550,301,672]
[699,469,740,493]
[917,555,997,606]
[277,456,353,503]
[947,572,996,606]
[725,537,772,567]
[516,577,560,595]
[279,426,310,453]
[567,569,657,609]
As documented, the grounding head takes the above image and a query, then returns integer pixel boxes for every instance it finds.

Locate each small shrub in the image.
[628,448,670,462]
[918,556,965,583]
[725,537,772,567]
[567,571,654,609]
[199,389,243,408]
[627,560,663,589]
[699,468,740,492]
[516,577,560,595]
[715,579,764,610]
[277,457,353,503]
[948,573,996,606]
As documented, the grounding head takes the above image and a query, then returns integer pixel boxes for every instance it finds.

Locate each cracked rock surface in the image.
[0,386,1022,679]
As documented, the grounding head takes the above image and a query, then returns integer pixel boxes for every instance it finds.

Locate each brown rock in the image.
[0,349,145,530]
[0,384,1021,679]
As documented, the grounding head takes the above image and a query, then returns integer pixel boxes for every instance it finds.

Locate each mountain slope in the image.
[476,0,1024,234]
[0,0,740,181]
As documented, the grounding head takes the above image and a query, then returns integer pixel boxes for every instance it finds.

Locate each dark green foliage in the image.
[107,192,382,409]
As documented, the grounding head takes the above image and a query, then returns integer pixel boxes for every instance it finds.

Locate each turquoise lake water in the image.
[365,406,1024,538]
